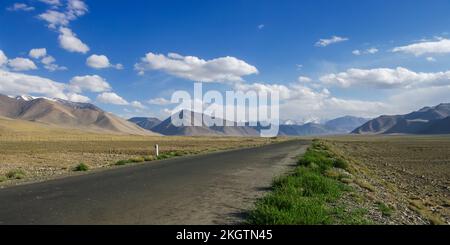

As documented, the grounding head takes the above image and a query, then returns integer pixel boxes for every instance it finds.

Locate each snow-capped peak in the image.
[300,116,322,124]
[14,95,56,102]
[283,119,298,125]
[15,95,36,101]
[54,98,98,110]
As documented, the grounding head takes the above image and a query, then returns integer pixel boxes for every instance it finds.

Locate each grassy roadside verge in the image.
[114,151,187,166]
[247,139,369,225]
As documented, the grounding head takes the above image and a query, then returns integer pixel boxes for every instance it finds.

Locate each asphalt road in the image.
[0,140,309,225]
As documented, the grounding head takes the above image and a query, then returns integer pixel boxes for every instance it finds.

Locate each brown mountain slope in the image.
[0,94,158,136]
[151,110,260,136]
[353,103,450,135]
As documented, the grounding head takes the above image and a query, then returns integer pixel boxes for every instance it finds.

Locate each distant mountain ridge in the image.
[128,117,162,131]
[353,103,450,135]
[325,116,370,133]
[130,112,368,136]
[149,110,260,136]
[0,94,158,135]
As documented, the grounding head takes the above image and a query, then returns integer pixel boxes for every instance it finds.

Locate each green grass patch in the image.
[157,151,184,160]
[0,175,7,182]
[115,159,130,166]
[74,163,89,172]
[115,156,149,166]
[144,156,156,161]
[332,206,371,225]
[114,152,185,166]
[5,169,26,180]
[129,157,145,163]
[247,140,368,225]
[377,202,394,217]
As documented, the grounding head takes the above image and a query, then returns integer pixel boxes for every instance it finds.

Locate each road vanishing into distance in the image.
[0,140,308,225]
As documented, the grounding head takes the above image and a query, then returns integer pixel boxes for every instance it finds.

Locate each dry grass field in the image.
[325,135,450,224]
[0,118,283,185]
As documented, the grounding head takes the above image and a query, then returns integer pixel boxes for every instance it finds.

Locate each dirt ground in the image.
[327,135,450,224]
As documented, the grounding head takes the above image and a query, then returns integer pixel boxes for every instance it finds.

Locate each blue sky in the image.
[1,0,450,121]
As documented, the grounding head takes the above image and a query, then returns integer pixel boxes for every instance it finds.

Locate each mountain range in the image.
[129,111,370,136]
[2,93,448,137]
[353,103,450,135]
[148,110,261,136]
[0,94,157,135]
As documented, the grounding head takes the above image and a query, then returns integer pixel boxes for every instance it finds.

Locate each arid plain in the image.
[0,117,283,185]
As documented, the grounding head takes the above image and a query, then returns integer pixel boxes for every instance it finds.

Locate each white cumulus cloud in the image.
[39,10,69,28]
[0,50,7,66]
[352,50,361,56]
[233,81,386,120]
[392,38,450,56]
[135,52,258,83]
[58,27,89,53]
[0,69,94,103]
[66,92,90,103]
[39,0,61,6]
[234,82,292,100]
[86,54,122,69]
[36,1,90,53]
[7,3,35,11]
[0,70,66,98]
[320,67,450,89]
[352,48,378,56]
[367,48,379,54]
[8,58,38,71]
[41,56,55,64]
[131,101,146,109]
[29,48,47,59]
[69,75,112,93]
[315,36,349,47]
[28,48,66,71]
[148,97,172,105]
[97,92,128,105]
[41,55,67,71]
[67,0,88,19]
[86,55,109,69]
[38,0,87,28]
[298,76,312,83]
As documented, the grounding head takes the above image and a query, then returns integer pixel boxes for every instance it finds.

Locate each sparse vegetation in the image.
[355,179,376,192]
[114,151,186,166]
[74,163,89,172]
[327,135,450,224]
[377,202,394,217]
[247,140,368,225]
[144,156,156,161]
[408,199,445,225]
[115,159,130,166]
[157,151,184,160]
[129,157,145,163]
[5,169,26,180]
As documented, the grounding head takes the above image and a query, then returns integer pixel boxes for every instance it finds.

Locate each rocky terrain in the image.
[328,136,450,224]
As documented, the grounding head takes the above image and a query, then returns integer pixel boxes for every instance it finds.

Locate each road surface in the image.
[0,140,308,225]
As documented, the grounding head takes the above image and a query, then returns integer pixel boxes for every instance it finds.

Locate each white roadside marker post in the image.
[155,144,159,157]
